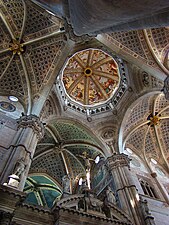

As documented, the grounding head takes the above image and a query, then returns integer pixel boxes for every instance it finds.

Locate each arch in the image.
[28,172,62,190]
[46,116,109,157]
[118,91,160,152]
[161,43,169,70]
[24,173,63,208]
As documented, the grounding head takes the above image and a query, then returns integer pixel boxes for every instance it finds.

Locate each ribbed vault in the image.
[0,0,65,115]
[30,119,105,192]
[121,93,169,172]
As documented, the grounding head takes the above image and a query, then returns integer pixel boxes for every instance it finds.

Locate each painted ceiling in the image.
[30,120,103,189]
[62,48,120,106]
[24,175,62,208]
[122,93,169,172]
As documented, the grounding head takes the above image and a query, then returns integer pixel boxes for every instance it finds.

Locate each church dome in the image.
[62,48,121,106]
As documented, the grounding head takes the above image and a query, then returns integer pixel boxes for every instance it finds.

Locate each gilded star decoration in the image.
[10,39,24,55]
[149,115,160,126]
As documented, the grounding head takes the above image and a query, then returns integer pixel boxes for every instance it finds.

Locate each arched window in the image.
[139,179,157,199]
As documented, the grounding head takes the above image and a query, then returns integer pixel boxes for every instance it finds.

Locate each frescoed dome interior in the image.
[62,49,120,106]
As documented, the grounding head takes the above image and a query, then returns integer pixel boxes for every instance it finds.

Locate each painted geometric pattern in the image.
[127,126,147,153]
[0,18,11,50]
[0,59,26,97]
[26,38,64,91]
[158,120,169,153]
[31,151,66,184]
[144,129,158,159]
[1,0,24,31]
[0,0,63,105]
[154,94,169,116]
[35,129,56,156]
[35,145,55,159]
[109,30,146,58]
[24,1,59,36]
[0,53,11,77]
[151,28,169,54]
[62,48,120,106]
[124,95,154,134]
[39,129,56,145]
[64,151,85,178]
[53,121,99,146]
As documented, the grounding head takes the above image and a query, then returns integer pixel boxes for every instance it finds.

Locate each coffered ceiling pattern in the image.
[122,94,169,171]
[0,0,65,114]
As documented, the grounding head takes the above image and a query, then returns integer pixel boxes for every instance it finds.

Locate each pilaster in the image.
[0,114,44,191]
[106,153,148,225]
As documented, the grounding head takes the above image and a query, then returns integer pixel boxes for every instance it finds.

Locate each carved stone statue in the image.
[13,158,26,177]
[62,174,70,193]
[106,186,116,205]
[78,198,87,211]
[140,197,151,218]
[140,197,156,225]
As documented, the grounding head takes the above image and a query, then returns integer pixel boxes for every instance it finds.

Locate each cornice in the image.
[0,184,26,199]
[53,206,132,225]
[106,153,131,169]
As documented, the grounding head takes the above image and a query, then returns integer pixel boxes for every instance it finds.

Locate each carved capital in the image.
[17,114,44,139]
[106,153,131,169]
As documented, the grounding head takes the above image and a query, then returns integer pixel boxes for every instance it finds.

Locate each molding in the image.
[17,114,44,139]
[106,153,131,169]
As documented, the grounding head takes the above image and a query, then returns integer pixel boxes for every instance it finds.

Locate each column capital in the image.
[106,153,131,169]
[17,114,44,139]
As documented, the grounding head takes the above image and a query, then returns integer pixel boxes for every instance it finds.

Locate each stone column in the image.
[0,114,44,191]
[106,153,146,225]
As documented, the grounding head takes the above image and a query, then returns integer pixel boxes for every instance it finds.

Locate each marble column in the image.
[0,114,44,191]
[106,153,146,225]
